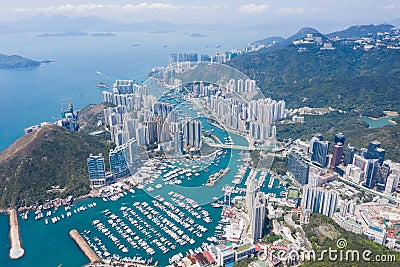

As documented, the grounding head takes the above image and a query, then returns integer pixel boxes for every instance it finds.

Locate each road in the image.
[284,214,312,250]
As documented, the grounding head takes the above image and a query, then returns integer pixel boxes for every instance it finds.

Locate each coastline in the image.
[366,110,399,121]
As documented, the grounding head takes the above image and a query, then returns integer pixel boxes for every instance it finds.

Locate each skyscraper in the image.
[334,133,346,145]
[174,131,184,155]
[183,119,202,149]
[251,193,266,242]
[365,141,386,165]
[301,185,338,218]
[246,175,259,216]
[311,135,330,168]
[330,142,343,170]
[288,151,310,185]
[109,146,129,178]
[87,153,106,186]
[364,159,379,189]
[344,144,356,166]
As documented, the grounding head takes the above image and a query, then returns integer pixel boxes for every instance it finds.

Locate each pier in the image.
[69,229,100,263]
[9,209,24,259]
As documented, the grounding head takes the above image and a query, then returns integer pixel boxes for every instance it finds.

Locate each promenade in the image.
[9,209,24,259]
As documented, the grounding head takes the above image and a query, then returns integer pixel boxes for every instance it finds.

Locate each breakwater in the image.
[69,229,100,263]
[9,209,24,259]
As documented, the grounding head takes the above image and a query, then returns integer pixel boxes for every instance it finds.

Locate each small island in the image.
[37,31,89,38]
[0,53,41,69]
[190,33,208,38]
[91,32,116,37]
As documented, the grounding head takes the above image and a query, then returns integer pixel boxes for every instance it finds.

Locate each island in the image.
[91,32,116,37]
[37,31,89,38]
[0,53,41,69]
[190,33,208,38]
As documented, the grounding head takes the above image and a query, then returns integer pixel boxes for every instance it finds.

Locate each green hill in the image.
[0,53,41,69]
[229,40,400,118]
[302,213,400,266]
[0,124,112,208]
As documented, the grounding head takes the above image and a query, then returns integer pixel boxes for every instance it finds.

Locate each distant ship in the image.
[132,44,140,47]
[96,82,111,89]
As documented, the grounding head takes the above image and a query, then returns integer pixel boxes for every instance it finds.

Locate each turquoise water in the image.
[0,110,284,267]
[0,29,281,266]
[360,115,399,128]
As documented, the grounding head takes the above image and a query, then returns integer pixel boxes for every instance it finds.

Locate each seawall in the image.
[69,229,100,263]
[9,209,24,259]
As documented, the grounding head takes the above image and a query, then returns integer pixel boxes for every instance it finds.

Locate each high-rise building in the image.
[344,144,356,166]
[246,174,259,216]
[301,185,338,218]
[345,164,365,183]
[109,146,129,178]
[334,133,346,145]
[251,193,266,242]
[311,135,330,168]
[87,153,106,186]
[330,142,343,170]
[174,131,184,155]
[364,159,379,189]
[224,192,232,207]
[183,119,202,149]
[385,173,399,194]
[375,163,390,191]
[364,141,386,165]
[288,151,310,185]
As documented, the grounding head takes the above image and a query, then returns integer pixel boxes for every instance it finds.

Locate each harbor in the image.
[1,77,286,266]
[0,109,286,266]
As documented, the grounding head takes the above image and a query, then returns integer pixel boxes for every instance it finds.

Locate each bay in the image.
[0,28,277,266]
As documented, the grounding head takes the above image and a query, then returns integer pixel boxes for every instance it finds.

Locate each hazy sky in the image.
[2,1,400,33]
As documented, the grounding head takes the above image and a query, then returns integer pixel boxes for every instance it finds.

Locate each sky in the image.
[1,1,400,33]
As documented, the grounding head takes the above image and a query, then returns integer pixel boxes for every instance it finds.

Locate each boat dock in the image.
[9,209,24,259]
[69,229,100,263]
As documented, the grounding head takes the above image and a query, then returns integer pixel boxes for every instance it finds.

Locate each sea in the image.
[0,28,279,267]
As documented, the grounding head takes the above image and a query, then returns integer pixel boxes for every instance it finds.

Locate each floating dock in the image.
[69,229,100,263]
[9,209,24,259]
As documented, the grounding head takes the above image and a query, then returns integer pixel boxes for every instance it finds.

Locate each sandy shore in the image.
[384,111,399,116]
[368,111,400,120]
[69,229,100,263]
[9,209,24,259]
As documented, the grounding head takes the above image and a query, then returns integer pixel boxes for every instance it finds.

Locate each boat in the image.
[97,82,111,89]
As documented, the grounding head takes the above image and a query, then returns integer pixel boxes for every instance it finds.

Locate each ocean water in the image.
[0,29,276,266]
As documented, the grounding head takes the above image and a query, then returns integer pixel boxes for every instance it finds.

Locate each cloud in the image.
[14,2,183,15]
[237,4,269,14]
[275,6,320,15]
[381,4,400,9]
[275,7,306,15]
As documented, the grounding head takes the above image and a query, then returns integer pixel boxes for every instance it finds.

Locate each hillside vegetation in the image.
[302,214,400,266]
[0,124,112,208]
[276,111,400,162]
[230,43,400,118]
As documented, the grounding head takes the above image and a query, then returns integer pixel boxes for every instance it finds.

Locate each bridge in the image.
[205,142,257,151]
